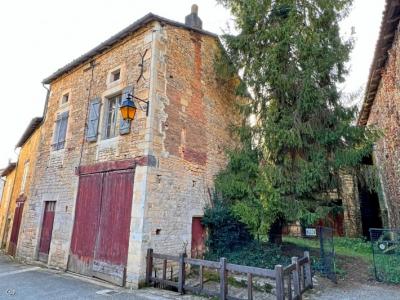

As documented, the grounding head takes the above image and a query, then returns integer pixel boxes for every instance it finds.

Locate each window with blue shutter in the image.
[119,86,133,135]
[52,111,69,150]
[86,97,101,142]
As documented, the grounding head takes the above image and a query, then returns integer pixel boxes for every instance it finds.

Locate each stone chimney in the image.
[185,4,203,30]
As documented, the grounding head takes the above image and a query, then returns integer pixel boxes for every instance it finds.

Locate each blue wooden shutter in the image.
[52,115,62,148]
[58,112,69,149]
[119,86,132,135]
[52,111,68,150]
[86,97,101,142]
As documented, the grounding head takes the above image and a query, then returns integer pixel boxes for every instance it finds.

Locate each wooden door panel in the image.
[92,170,134,286]
[191,217,205,258]
[8,200,25,256]
[68,173,103,276]
[38,201,56,262]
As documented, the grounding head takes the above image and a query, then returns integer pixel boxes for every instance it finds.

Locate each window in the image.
[104,95,121,139]
[61,93,69,105]
[111,69,120,82]
[20,161,30,194]
[52,111,69,150]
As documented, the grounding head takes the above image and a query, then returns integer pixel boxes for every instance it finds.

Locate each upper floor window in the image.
[104,95,121,139]
[61,93,69,105]
[52,111,69,150]
[111,69,121,82]
[20,161,30,194]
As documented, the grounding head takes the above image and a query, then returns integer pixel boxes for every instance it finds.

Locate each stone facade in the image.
[365,34,400,228]
[339,173,362,237]
[17,14,241,288]
[0,168,16,248]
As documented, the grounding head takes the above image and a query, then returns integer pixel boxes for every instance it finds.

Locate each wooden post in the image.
[199,265,204,290]
[178,253,186,294]
[292,257,301,300]
[287,271,292,300]
[304,251,313,289]
[145,248,153,285]
[162,259,167,288]
[247,273,253,300]
[220,257,227,300]
[275,265,285,300]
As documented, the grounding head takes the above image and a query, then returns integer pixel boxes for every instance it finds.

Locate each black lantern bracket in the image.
[126,92,150,116]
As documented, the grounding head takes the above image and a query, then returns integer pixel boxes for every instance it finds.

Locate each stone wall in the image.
[0,169,15,248]
[367,34,400,228]
[339,173,362,237]
[127,24,242,287]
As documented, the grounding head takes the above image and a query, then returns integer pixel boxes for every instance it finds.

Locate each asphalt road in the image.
[0,254,196,300]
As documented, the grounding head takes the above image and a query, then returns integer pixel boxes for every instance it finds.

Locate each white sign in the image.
[305,228,317,237]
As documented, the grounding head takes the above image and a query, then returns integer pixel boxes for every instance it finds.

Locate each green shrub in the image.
[202,200,252,255]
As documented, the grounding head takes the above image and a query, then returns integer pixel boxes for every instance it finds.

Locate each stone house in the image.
[358,0,400,231]
[0,118,42,256]
[0,173,4,201]
[16,6,242,288]
[0,163,16,249]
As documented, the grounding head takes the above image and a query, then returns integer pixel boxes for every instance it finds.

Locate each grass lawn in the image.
[283,236,373,262]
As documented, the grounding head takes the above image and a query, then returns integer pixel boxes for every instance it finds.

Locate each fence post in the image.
[304,251,313,288]
[247,273,253,300]
[220,257,227,300]
[292,257,301,300]
[275,264,285,300]
[145,248,153,285]
[178,253,186,294]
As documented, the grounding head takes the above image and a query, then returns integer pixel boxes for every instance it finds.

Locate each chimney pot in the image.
[185,4,203,30]
[191,4,198,14]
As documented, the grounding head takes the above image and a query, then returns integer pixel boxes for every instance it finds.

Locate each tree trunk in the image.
[269,218,283,244]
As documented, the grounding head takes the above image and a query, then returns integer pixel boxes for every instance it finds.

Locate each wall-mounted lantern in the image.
[120,88,149,121]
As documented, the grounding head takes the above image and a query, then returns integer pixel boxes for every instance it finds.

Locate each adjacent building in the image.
[16,6,242,288]
[0,163,16,249]
[4,118,42,256]
[358,0,400,230]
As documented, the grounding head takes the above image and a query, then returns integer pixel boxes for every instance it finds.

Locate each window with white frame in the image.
[103,94,121,139]
[20,161,30,194]
[52,111,69,150]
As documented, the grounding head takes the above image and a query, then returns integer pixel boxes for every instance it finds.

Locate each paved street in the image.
[0,254,199,300]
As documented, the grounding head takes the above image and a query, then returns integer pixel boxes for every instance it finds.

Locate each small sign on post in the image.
[305,227,317,237]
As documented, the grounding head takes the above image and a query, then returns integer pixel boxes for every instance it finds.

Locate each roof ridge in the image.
[42,13,218,84]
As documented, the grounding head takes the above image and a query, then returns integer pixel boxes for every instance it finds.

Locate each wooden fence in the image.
[145,249,313,300]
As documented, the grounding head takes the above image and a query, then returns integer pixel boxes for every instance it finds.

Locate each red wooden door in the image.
[191,217,205,258]
[8,199,25,256]
[38,201,56,262]
[92,170,134,285]
[68,173,103,276]
[68,169,134,286]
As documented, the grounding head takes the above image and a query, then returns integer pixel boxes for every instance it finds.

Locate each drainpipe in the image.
[42,83,51,121]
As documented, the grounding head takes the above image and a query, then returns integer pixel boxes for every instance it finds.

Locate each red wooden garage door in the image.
[68,169,134,286]
[68,173,103,276]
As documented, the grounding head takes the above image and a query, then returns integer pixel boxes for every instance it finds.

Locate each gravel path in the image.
[308,283,400,299]
[304,276,400,300]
